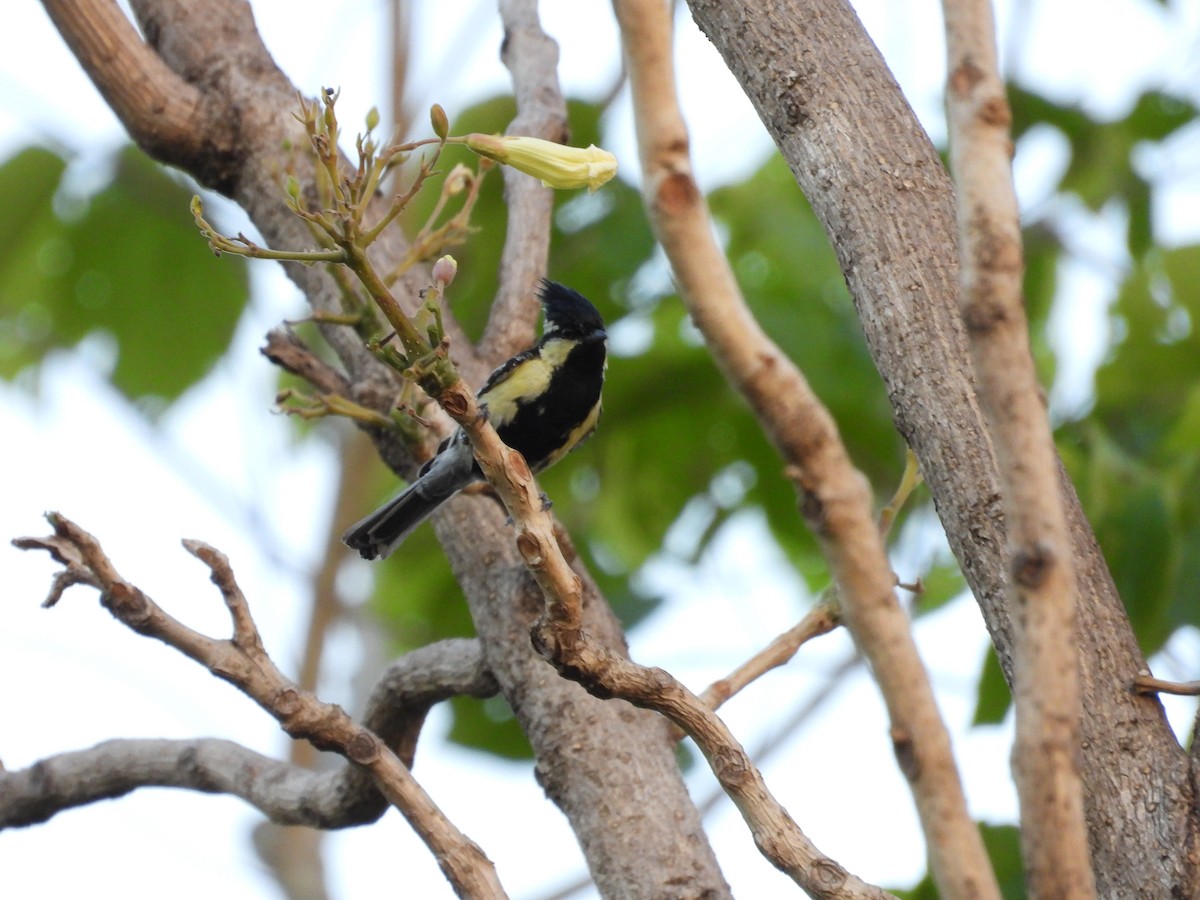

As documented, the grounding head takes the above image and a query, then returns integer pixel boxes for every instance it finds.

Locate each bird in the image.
[343,280,607,560]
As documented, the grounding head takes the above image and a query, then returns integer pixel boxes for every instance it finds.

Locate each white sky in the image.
[2,1,1199,898]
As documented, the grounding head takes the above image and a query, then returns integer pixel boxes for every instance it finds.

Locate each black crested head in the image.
[540,280,605,339]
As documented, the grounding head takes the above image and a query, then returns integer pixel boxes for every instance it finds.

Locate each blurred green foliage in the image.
[894,823,1026,899]
[0,145,248,404]
[4,74,1198,778]
[972,84,1200,727]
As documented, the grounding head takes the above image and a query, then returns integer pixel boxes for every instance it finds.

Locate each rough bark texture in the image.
[432,498,730,898]
[684,0,1200,896]
[58,0,730,896]
[942,0,1094,893]
[1,638,496,830]
[613,1,999,896]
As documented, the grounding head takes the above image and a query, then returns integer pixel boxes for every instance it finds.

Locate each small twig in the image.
[686,452,917,728]
[878,449,923,539]
[261,328,353,396]
[184,540,263,654]
[659,601,840,746]
[13,514,506,899]
[1133,674,1200,697]
[697,601,841,712]
[275,388,397,429]
[532,607,892,899]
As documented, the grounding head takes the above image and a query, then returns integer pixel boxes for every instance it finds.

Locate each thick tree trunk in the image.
[684,0,1199,896]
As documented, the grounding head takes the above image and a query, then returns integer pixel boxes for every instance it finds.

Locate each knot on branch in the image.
[948,58,986,96]
[784,466,828,534]
[657,170,699,216]
[890,726,920,781]
[1012,541,1055,589]
[104,582,153,629]
[442,389,469,418]
[504,445,531,480]
[961,297,1010,336]
[810,857,850,891]
[516,530,544,566]
[274,687,304,717]
[711,746,751,787]
[347,731,381,765]
[643,666,675,696]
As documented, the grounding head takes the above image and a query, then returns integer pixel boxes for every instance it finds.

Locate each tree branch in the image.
[1134,675,1200,697]
[480,0,567,362]
[262,327,354,397]
[1,638,496,830]
[532,596,892,899]
[12,516,505,899]
[941,0,1094,894]
[614,2,999,897]
[681,1,1198,895]
[696,602,840,712]
[39,0,223,174]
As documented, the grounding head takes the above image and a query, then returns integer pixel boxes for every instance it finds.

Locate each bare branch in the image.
[39,0,221,169]
[677,0,1196,895]
[13,516,506,899]
[616,1,999,897]
[2,738,344,829]
[262,328,354,397]
[1133,675,1200,697]
[532,598,892,899]
[0,639,496,831]
[697,602,840,712]
[941,1,1095,894]
[480,0,567,362]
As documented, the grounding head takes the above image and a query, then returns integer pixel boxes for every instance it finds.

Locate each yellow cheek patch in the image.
[481,340,575,423]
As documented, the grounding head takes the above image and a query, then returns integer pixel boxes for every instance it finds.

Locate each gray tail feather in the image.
[342,484,449,560]
[345,438,481,560]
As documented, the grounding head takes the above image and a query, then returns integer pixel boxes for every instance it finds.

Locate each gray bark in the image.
[65,0,732,895]
[684,0,1199,896]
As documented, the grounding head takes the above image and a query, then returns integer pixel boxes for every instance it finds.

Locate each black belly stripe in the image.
[496,338,605,469]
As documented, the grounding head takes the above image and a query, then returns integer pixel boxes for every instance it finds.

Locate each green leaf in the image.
[371,517,476,653]
[1009,88,1196,250]
[1094,245,1200,456]
[446,694,533,761]
[0,147,70,377]
[911,554,967,615]
[1059,425,1185,654]
[709,154,905,488]
[0,147,65,255]
[983,823,1028,900]
[972,643,1011,726]
[0,145,250,403]
[892,823,1025,899]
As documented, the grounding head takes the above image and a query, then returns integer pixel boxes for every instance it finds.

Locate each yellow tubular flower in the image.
[464,134,617,192]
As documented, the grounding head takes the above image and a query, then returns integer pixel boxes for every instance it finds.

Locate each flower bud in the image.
[430,104,450,140]
[464,134,617,192]
[432,255,458,286]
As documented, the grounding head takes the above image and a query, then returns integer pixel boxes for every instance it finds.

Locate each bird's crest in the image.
[540,280,605,338]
